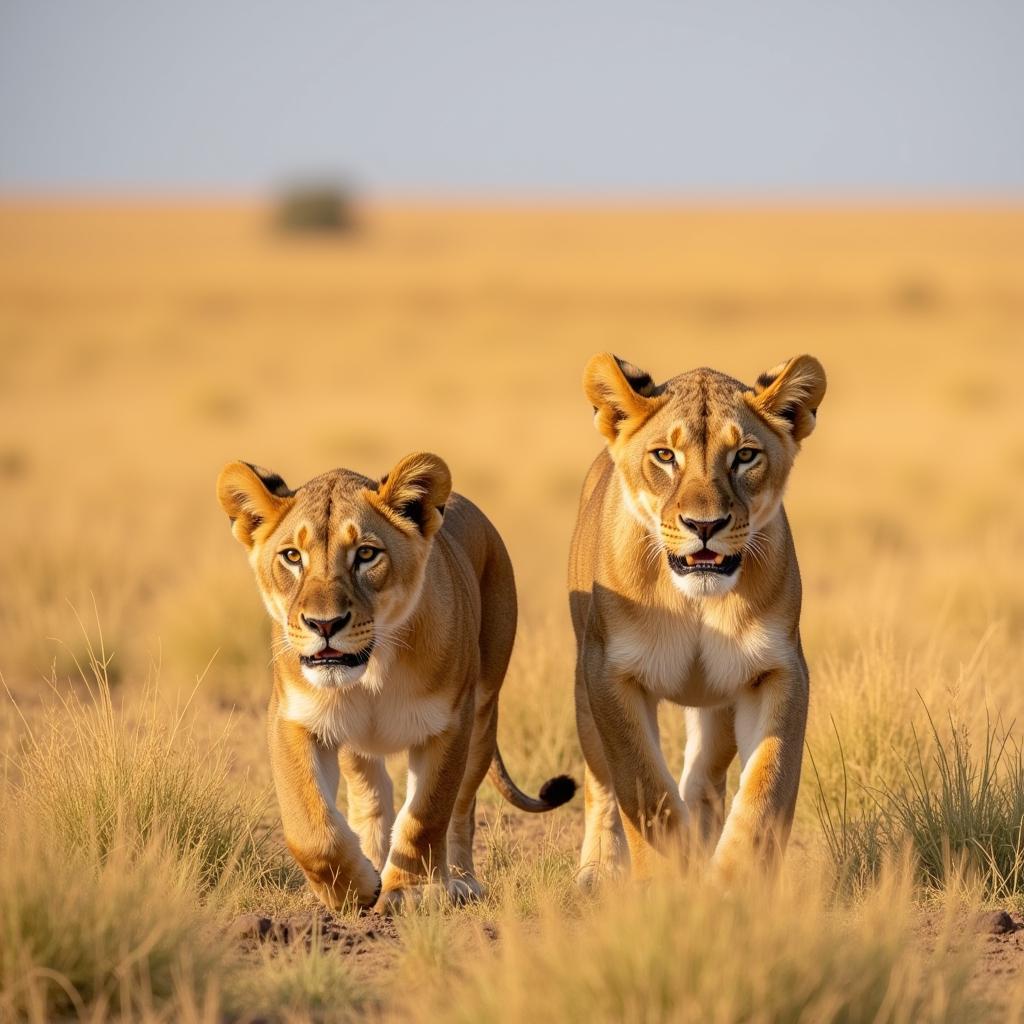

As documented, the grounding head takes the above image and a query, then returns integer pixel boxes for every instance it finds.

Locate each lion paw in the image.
[374,881,449,915]
[576,860,628,894]
[447,875,484,904]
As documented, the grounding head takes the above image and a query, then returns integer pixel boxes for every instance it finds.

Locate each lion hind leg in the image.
[576,669,629,889]
[446,700,498,900]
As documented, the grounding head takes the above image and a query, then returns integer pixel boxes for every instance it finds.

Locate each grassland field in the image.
[1,201,1024,1022]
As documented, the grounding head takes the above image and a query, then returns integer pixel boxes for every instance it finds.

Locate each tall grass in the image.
[6,618,284,898]
[890,710,1024,899]
[0,824,223,1021]
[0,618,293,1019]
[816,701,1024,903]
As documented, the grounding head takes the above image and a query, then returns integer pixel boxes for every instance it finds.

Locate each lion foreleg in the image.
[339,747,395,872]
[586,647,686,879]
[270,716,381,912]
[376,701,473,912]
[679,704,737,853]
[712,663,807,880]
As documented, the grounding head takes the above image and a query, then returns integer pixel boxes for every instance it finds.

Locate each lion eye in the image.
[354,545,379,565]
[651,448,676,465]
[734,447,760,467]
[280,548,303,566]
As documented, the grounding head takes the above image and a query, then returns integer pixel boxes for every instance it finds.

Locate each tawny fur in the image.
[570,353,826,886]
[217,453,574,914]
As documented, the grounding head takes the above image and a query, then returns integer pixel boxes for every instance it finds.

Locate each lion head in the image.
[584,353,826,599]
[217,452,451,688]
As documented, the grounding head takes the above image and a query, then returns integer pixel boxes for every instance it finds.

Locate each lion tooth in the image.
[685,555,696,566]
[713,554,724,565]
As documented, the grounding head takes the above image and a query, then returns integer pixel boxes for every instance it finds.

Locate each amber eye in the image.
[652,448,676,465]
[280,548,303,566]
[354,545,379,565]
[734,447,760,466]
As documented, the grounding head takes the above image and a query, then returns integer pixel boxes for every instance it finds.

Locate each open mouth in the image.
[667,549,742,577]
[300,643,374,669]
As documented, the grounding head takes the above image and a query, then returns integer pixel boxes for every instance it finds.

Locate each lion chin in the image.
[299,644,375,688]
[300,660,370,688]
[668,563,742,599]
[666,551,743,599]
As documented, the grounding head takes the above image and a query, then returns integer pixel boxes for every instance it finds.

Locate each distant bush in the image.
[274,181,359,235]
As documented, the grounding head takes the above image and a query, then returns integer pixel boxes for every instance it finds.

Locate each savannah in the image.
[2,200,1024,1021]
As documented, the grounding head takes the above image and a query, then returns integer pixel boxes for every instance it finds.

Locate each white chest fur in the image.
[605,602,790,705]
[281,660,453,754]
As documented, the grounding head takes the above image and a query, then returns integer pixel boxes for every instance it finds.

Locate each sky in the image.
[1,0,1022,196]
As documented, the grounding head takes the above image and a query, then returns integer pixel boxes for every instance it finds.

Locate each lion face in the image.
[584,353,826,599]
[217,453,451,688]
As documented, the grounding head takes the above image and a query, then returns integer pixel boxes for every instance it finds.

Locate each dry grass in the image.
[403,865,985,1024]
[2,200,1024,1019]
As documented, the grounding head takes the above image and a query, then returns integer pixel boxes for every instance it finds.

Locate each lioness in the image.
[217,453,575,912]
[571,353,826,885]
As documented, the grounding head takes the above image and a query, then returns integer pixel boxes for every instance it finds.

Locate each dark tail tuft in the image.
[489,746,578,813]
[538,774,577,808]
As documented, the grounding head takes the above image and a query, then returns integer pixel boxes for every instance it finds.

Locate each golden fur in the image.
[570,353,826,885]
[217,453,574,913]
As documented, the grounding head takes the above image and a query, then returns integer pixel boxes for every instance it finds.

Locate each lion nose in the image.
[301,612,351,639]
[680,514,731,543]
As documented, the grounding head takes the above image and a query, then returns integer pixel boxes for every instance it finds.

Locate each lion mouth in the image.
[301,643,374,669]
[667,550,742,577]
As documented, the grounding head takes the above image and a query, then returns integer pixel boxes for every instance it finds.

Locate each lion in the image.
[570,353,826,886]
[217,452,575,913]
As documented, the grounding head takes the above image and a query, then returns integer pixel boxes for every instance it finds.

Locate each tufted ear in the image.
[216,461,294,549]
[583,353,664,444]
[375,452,452,539]
[749,355,827,443]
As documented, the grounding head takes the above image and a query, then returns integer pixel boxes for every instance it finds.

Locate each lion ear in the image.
[749,355,826,443]
[216,461,294,549]
[375,452,452,539]
[583,353,663,443]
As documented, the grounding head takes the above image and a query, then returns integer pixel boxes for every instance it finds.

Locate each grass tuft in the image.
[7,618,285,900]
[0,818,224,1021]
[228,929,369,1024]
[817,699,1024,903]
[0,616,295,1019]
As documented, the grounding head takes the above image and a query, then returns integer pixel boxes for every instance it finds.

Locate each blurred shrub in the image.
[274,181,359,235]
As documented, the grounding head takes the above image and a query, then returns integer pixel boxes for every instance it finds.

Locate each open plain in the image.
[2,201,1024,1021]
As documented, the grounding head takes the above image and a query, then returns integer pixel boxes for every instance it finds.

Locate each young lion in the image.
[217,453,575,912]
[571,353,826,886]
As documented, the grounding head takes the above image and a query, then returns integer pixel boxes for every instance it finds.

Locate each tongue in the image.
[692,550,717,562]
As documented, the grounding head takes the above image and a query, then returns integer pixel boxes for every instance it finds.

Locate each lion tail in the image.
[488,745,577,813]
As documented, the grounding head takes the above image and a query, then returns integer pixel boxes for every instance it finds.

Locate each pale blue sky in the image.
[1,0,1022,195]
